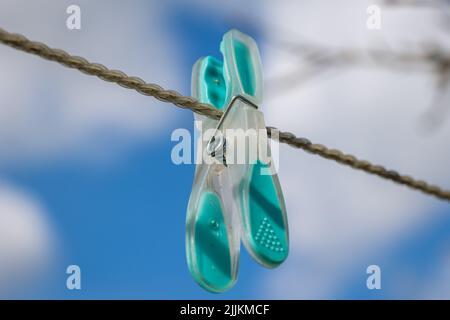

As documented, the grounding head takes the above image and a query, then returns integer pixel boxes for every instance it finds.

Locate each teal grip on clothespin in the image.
[192,56,227,111]
[220,30,289,268]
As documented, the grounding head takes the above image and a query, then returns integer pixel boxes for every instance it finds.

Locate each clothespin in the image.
[186,29,289,292]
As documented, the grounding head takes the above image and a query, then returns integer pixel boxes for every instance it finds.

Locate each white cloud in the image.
[0,0,183,167]
[256,0,450,298]
[0,182,55,295]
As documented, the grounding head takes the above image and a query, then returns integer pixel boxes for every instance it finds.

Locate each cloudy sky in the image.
[0,0,449,299]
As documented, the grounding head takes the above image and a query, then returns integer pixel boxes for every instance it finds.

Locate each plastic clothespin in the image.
[186,29,289,293]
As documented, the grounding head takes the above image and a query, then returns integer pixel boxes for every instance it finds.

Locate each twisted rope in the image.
[270,128,450,200]
[1,27,449,202]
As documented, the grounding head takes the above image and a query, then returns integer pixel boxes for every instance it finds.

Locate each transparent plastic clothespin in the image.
[186,29,289,293]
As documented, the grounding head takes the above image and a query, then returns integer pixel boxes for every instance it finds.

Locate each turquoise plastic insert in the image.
[233,40,256,97]
[193,191,232,291]
[193,56,227,110]
[243,161,288,266]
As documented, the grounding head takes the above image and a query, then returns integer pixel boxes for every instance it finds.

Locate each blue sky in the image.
[1,0,450,299]
[0,0,272,299]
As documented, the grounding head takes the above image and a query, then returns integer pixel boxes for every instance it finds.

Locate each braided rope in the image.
[1,27,449,202]
[269,128,450,201]
[0,28,223,120]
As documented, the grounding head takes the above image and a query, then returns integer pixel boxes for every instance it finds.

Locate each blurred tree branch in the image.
[225,1,450,130]
[265,2,450,132]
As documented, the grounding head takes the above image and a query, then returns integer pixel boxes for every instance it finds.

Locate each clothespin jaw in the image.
[186,29,289,293]
[220,29,263,106]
